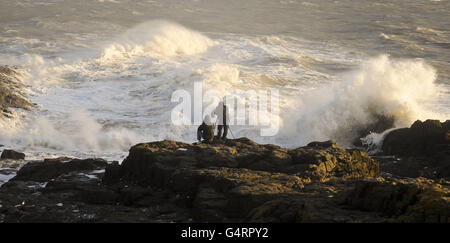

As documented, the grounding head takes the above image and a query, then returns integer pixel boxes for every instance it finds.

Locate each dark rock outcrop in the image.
[1,137,448,223]
[0,65,32,118]
[1,149,25,160]
[12,158,107,182]
[382,119,450,157]
[0,138,384,223]
[105,138,379,186]
[101,138,380,222]
[344,178,450,223]
[378,119,450,180]
[0,156,199,223]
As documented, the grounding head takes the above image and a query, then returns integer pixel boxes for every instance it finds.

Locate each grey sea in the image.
[0,0,449,161]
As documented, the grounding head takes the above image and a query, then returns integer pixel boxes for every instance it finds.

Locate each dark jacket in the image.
[197,122,215,142]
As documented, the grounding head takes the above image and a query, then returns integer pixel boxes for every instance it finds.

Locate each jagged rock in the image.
[378,119,450,179]
[43,157,73,163]
[307,140,339,148]
[382,119,450,156]
[106,138,379,186]
[12,158,108,182]
[288,146,379,181]
[101,138,379,222]
[2,137,447,223]
[0,66,32,118]
[343,178,450,223]
[174,167,304,220]
[42,172,119,205]
[103,161,124,184]
[0,149,25,160]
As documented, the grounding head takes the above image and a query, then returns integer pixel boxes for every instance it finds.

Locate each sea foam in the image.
[279,55,442,147]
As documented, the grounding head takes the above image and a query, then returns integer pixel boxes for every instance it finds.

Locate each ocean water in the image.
[0,0,449,161]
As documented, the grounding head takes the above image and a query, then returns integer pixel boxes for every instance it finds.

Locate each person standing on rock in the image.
[213,100,229,140]
[197,115,215,143]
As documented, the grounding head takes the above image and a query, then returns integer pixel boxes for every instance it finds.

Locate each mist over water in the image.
[0,0,449,160]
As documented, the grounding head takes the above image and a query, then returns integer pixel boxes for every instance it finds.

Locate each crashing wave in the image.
[100,20,216,61]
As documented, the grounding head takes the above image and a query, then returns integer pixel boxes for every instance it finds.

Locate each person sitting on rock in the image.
[197,115,215,143]
[213,100,229,140]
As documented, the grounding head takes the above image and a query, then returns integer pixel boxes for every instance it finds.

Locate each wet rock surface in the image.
[1,149,25,160]
[0,65,32,118]
[0,135,448,223]
[344,178,450,223]
[378,119,450,180]
[106,138,379,186]
[382,119,449,157]
[0,138,380,222]
[12,158,108,182]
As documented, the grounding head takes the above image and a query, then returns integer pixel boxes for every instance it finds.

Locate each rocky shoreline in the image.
[0,119,448,223]
[0,66,32,118]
